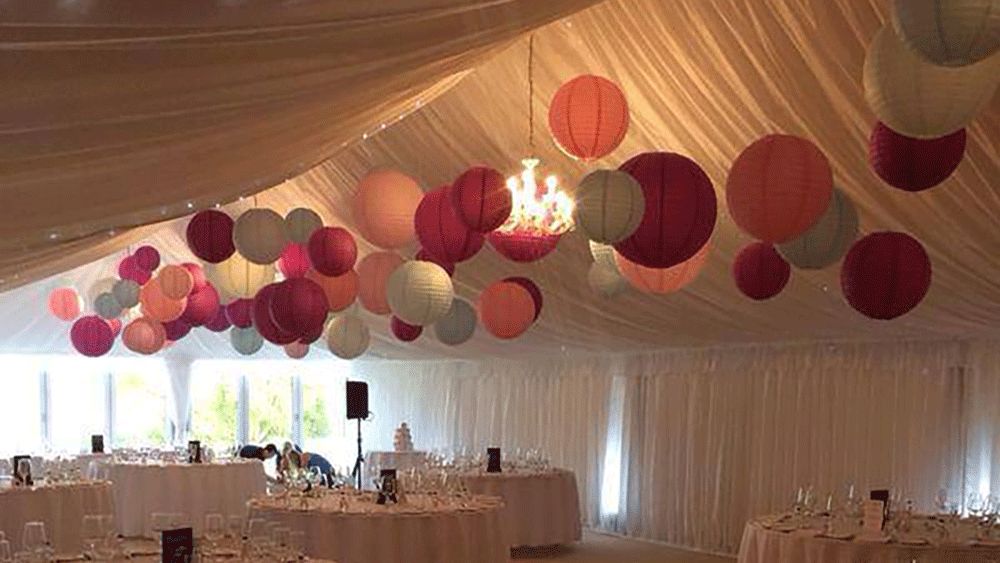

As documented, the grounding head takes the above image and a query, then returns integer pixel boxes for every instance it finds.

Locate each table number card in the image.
[862,500,885,534]
[187,441,201,464]
[486,448,501,473]
[161,528,193,563]
[91,435,104,454]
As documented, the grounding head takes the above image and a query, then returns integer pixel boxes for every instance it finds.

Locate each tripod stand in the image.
[350,417,364,489]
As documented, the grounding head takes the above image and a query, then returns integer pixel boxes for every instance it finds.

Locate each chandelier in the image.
[496,158,574,236]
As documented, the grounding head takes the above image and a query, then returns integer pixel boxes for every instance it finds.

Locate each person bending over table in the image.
[280,449,334,487]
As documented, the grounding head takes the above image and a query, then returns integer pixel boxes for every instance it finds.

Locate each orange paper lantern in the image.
[548,75,629,161]
[479,281,536,339]
[356,252,404,315]
[352,170,424,249]
[49,287,82,321]
[122,317,167,355]
[305,268,359,313]
[139,281,186,322]
[614,242,711,294]
[158,265,194,300]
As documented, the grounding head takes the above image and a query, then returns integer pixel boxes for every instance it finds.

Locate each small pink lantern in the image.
[415,187,485,264]
[134,246,161,271]
[357,252,404,315]
[204,308,231,332]
[308,227,357,277]
[182,263,209,290]
[49,287,82,322]
[732,242,791,300]
[285,342,310,359]
[278,243,312,279]
[119,256,152,285]
[71,315,114,357]
[391,316,423,342]
[186,210,236,264]
[450,167,512,233]
[225,298,255,329]
[106,318,123,338]
[479,281,536,339]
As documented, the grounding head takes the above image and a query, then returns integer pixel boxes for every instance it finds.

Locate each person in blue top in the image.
[280,448,335,487]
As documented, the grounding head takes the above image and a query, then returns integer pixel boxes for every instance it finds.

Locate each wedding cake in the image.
[393,422,414,452]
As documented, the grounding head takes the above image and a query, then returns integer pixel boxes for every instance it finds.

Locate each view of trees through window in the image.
[114,371,166,447]
[191,375,238,450]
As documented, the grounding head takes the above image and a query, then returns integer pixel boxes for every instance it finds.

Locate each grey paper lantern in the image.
[434,298,477,346]
[111,279,141,309]
[87,277,117,306]
[285,208,324,245]
[233,208,288,265]
[327,315,369,359]
[894,0,1000,66]
[94,292,123,319]
[574,170,645,244]
[386,261,454,326]
[588,263,629,298]
[231,326,264,356]
[777,189,859,270]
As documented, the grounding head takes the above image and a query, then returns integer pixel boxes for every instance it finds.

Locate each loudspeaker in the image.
[347,381,369,420]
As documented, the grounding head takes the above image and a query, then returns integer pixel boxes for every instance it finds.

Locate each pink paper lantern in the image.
[49,287,82,322]
[614,242,711,294]
[158,265,194,300]
[182,263,209,291]
[450,167,511,233]
[869,122,966,192]
[503,277,542,321]
[733,242,791,300]
[548,75,629,161]
[353,170,424,249]
[204,308,231,332]
[357,252,404,315]
[841,232,932,320]
[181,283,220,326]
[139,281,185,322]
[284,342,310,359]
[162,318,191,341]
[308,227,357,277]
[614,152,717,268]
[415,249,455,276]
[225,298,255,329]
[306,268,358,312]
[269,278,329,337]
[122,317,166,355]
[186,210,236,264]
[253,284,298,345]
[391,316,423,342]
[479,281,536,339]
[415,187,484,264]
[488,231,562,263]
[106,318,123,338]
[119,256,152,285]
[278,243,312,279]
[71,315,114,357]
[134,246,161,271]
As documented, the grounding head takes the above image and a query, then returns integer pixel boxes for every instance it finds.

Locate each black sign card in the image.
[161,528,193,563]
[870,489,890,526]
[487,448,501,473]
[12,455,32,486]
[376,469,398,505]
[92,435,104,454]
[187,441,201,464]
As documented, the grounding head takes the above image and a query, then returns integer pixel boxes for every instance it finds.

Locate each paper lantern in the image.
[94,292,123,320]
[158,265,194,300]
[504,277,542,321]
[415,187,485,263]
[480,281,536,339]
[206,254,276,301]
[278,243,312,279]
[253,284,298,345]
[181,283,220,326]
[106,318,122,339]
[869,122,966,192]
[391,316,423,342]
[487,231,561,263]
[139,281,186,322]
[386,261,454,326]
[186,210,236,264]
[327,315,370,359]
[733,242,791,301]
[270,278,329,337]
[204,308,231,332]
[894,0,1000,66]
[225,298,255,329]
[299,320,325,345]
[118,256,151,285]
[233,208,288,265]
[415,249,455,276]
[306,268,358,312]
[615,242,711,294]
[574,170,644,244]
[285,342,310,359]
[588,263,629,298]
[450,167,512,233]
[182,263,209,290]
[777,189,859,270]
[111,279,141,309]
[49,287,82,321]
[134,246,161,271]
[726,135,833,243]
[353,170,424,249]
[357,252,405,315]
[614,152,717,268]
[71,316,114,357]
[864,25,1000,139]
[285,208,324,245]
[123,317,167,355]
[162,318,191,341]
[434,299,477,345]
[589,241,618,271]
[548,75,629,161]
[87,278,117,306]
[231,326,264,356]
[841,232,932,320]
[308,227,357,277]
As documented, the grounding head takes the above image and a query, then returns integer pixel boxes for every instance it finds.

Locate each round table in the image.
[0,483,114,556]
[109,460,266,537]
[459,469,581,548]
[738,520,1000,563]
[249,492,511,563]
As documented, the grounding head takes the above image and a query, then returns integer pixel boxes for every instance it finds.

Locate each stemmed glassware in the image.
[21,522,49,563]
[0,539,11,563]
[81,515,102,559]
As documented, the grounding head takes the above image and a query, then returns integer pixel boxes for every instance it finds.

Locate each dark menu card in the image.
[376,469,398,505]
[162,528,193,563]
[187,441,201,464]
[487,448,501,473]
[870,489,889,528]
[91,435,104,454]
[12,455,32,486]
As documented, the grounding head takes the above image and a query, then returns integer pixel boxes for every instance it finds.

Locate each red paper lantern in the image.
[134,246,161,271]
[726,135,833,243]
[391,316,423,342]
[415,187,484,264]
[869,122,966,192]
[415,249,455,276]
[158,265,194,300]
[357,252,405,315]
[181,283,220,327]
[204,308,231,332]
[299,321,324,345]
[479,281,536,339]
[182,263,208,291]
[488,231,561,263]
[278,243,312,279]
[306,268,358,312]
[503,277,542,321]
[106,318,123,338]
[140,281,185,322]
[122,317,166,355]
[614,152,717,268]
[285,342,310,359]
[548,75,629,161]
[119,256,152,285]
[733,242,791,300]
[269,278,329,337]
[841,232,932,320]
[253,284,298,345]
[308,227,357,277]
[186,210,236,264]
[162,318,191,341]
[70,315,114,357]
[450,167,511,233]
[49,287,82,322]
[225,298,255,329]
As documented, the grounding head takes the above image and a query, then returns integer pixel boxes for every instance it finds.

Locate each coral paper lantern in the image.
[415,187,485,263]
[123,318,167,355]
[575,170,644,244]
[841,232,932,320]
[231,326,263,356]
[415,249,455,276]
[233,208,288,265]
[162,318,191,341]
[548,75,629,161]
[386,261,454,326]
[327,316,370,359]
[869,122,966,192]
[726,135,833,243]
[269,278,329,337]
[158,265,195,300]
[615,242,711,294]
[357,252,405,315]
[434,299,477,345]
[391,316,423,342]
[353,170,424,249]
[119,256,152,285]
[488,231,561,263]
[106,318,123,338]
[181,283,220,326]
[49,288,82,321]
[306,268,358,313]
[71,315,114,357]
[864,25,1000,139]
[614,152,717,268]
[588,263,629,298]
[777,189,859,270]
[733,242,791,301]
[893,0,1000,66]
[186,210,236,264]
[225,298,255,329]
[308,227,357,277]
[206,254,276,301]
[285,208,324,245]
[205,308,231,332]
[253,284,297,345]
[503,277,542,321]
[140,281,186,322]
[285,342,310,359]
[450,167,512,233]
[134,246,161,271]
[479,282,536,339]
[278,243,312,279]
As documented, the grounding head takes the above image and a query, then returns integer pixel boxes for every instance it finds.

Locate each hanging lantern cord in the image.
[528,34,535,158]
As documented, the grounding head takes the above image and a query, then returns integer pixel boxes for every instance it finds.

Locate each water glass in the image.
[204,514,224,547]
[0,540,12,563]
[82,515,102,555]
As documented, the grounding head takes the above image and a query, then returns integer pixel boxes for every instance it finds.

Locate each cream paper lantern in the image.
[233,208,288,265]
[588,263,629,298]
[434,298,477,345]
[206,254,276,301]
[777,188,859,270]
[231,326,264,356]
[574,170,645,244]
[894,0,1000,66]
[864,25,1000,138]
[386,261,454,326]
[327,315,370,359]
[285,208,324,244]
[88,277,117,306]
[588,240,618,272]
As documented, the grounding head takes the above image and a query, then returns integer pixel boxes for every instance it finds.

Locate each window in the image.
[46,357,106,455]
[301,370,351,467]
[247,369,292,446]
[0,356,42,457]
[190,368,239,452]
[113,362,167,448]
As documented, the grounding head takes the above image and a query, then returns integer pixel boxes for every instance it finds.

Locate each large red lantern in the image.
[186,210,236,264]
[269,278,328,337]
[225,298,255,329]
[71,316,114,357]
[841,232,932,320]
[488,231,562,263]
[278,243,312,279]
[181,283,220,327]
[733,242,791,301]
[548,75,629,161]
[415,187,484,264]
[308,227,357,277]
[134,246,161,271]
[253,284,298,345]
[415,249,455,277]
[869,122,966,192]
[450,167,511,233]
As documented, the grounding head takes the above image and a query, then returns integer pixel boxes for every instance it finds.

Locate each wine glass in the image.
[21,522,47,558]
[150,513,170,548]
[204,514,224,551]
[0,539,11,563]
[82,515,102,557]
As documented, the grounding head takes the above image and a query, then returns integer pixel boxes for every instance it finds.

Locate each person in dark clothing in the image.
[239,443,278,463]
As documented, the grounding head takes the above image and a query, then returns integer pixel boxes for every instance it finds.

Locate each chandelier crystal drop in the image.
[497,158,575,236]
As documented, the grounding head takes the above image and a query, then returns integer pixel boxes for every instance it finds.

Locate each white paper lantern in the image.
[87,277,117,306]
[327,315,370,359]
[574,170,645,244]
[231,326,264,356]
[588,240,619,272]
[285,208,324,244]
[588,263,629,298]
[111,279,141,309]
[94,292,123,319]
[864,25,1000,138]
[233,208,288,265]
[777,189,859,270]
[206,254,276,301]
[894,0,1000,66]
[434,298,477,345]
[386,261,454,326]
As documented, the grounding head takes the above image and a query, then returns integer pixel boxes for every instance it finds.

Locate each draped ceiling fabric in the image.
[7,0,1000,359]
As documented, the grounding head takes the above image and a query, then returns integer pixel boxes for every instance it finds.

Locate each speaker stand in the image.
[351,417,363,490]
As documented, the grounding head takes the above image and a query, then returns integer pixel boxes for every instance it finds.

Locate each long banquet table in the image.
[364,451,428,484]
[0,483,114,555]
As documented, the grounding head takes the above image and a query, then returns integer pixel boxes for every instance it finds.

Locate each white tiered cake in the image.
[393,422,414,452]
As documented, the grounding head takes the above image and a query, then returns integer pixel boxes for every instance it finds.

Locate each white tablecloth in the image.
[109,460,266,537]
[0,483,114,555]
[738,521,1000,563]
[364,451,428,484]
[250,493,511,563]
[459,469,581,548]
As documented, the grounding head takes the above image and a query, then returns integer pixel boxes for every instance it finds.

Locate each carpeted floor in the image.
[512,530,735,563]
